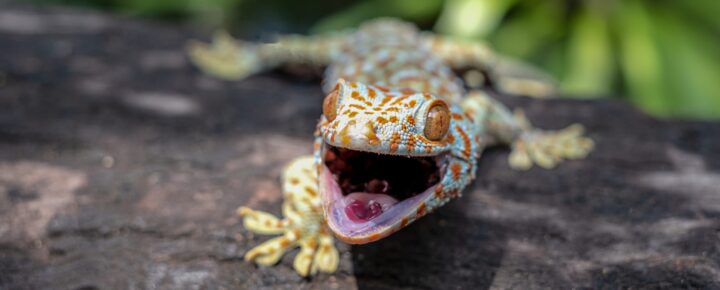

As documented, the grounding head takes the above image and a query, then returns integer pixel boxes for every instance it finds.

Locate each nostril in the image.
[364,122,380,145]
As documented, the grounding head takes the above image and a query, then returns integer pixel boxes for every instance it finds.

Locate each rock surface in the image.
[1,3,719,290]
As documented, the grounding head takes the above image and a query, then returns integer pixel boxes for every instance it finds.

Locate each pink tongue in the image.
[344,192,399,222]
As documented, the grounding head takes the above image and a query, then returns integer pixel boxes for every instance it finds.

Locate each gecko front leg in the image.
[238,156,339,276]
[187,31,347,81]
[462,91,594,170]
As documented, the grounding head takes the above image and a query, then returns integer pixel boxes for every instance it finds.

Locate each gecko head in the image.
[317,79,475,244]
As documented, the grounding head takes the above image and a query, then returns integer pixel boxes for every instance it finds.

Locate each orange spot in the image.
[406,135,416,152]
[416,203,426,216]
[280,238,291,247]
[375,85,390,92]
[304,186,317,197]
[406,100,417,108]
[340,122,353,145]
[348,111,358,117]
[434,184,445,199]
[423,93,432,100]
[379,95,393,106]
[320,244,332,253]
[400,218,409,227]
[451,163,462,181]
[390,95,408,106]
[376,117,388,124]
[455,125,472,158]
[406,115,415,127]
[307,237,318,249]
[289,178,300,185]
[368,88,377,98]
[386,107,399,112]
[389,116,398,123]
[389,132,401,153]
[351,91,366,103]
[349,104,366,110]
[373,107,382,111]
[452,113,464,120]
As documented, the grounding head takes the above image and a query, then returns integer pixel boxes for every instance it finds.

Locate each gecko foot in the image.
[186,31,262,80]
[236,157,339,277]
[508,111,594,170]
[238,206,339,276]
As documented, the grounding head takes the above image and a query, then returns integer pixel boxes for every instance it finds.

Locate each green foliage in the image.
[434,0,720,119]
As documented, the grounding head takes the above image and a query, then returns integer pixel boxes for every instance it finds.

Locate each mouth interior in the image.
[324,145,441,223]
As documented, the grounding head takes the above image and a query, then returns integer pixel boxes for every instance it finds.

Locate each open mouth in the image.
[320,144,446,243]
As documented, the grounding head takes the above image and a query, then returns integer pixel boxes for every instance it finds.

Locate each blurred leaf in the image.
[490,0,564,59]
[435,0,518,38]
[668,0,720,32]
[310,0,443,33]
[652,6,720,119]
[614,1,671,116]
[561,6,613,96]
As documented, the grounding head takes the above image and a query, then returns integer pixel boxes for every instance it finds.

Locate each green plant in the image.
[432,0,720,119]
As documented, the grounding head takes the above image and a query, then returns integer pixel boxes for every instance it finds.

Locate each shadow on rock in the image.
[350,200,506,290]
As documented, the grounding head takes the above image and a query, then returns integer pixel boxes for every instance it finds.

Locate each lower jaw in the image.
[319,165,436,244]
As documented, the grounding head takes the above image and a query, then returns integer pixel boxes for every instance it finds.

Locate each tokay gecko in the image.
[187,19,593,276]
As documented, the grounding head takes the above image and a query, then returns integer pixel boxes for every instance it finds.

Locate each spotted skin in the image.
[189,18,593,276]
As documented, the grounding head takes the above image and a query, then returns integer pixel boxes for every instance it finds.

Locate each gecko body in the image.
[189,19,593,276]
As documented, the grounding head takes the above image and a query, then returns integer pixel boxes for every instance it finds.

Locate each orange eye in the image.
[323,89,339,122]
[424,101,450,141]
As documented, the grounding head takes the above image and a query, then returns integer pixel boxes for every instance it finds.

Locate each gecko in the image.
[187,19,593,277]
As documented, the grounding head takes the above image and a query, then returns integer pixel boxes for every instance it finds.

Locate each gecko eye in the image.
[323,88,340,122]
[424,100,450,141]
